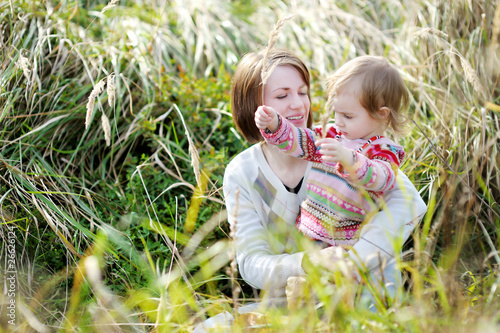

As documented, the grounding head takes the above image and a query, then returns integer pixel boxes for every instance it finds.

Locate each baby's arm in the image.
[349,154,398,192]
[260,114,335,163]
[318,139,401,193]
[255,106,279,133]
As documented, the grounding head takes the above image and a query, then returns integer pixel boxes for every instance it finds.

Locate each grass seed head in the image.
[107,74,115,108]
[261,15,294,86]
[15,53,31,81]
[459,55,487,100]
[413,27,448,40]
[101,0,119,14]
[86,79,106,129]
[101,113,111,146]
[187,134,201,187]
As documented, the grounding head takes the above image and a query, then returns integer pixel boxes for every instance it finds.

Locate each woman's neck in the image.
[261,143,308,188]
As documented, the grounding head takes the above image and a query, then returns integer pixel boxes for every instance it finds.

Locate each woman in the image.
[195,48,426,331]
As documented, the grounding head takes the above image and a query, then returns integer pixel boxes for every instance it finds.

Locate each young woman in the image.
[194,48,426,331]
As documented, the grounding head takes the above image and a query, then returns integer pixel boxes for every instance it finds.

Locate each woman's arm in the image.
[223,160,306,297]
[346,170,427,270]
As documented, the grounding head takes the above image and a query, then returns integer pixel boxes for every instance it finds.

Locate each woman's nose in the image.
[290,93,303,109]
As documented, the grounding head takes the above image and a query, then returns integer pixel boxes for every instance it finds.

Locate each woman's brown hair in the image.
[231,48,312,143]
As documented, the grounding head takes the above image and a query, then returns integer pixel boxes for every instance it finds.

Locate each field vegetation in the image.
[0,0,499,331]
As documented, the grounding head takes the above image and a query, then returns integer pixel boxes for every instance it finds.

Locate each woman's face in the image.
[263,65,310,129]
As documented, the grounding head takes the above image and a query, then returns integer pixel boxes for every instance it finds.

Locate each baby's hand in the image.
[316,138,355,167]
[255,106,279,132]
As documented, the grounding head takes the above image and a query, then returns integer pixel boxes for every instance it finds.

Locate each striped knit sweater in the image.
[261,116,405,249]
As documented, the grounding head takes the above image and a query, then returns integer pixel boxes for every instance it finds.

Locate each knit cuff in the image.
[260,114,284,137]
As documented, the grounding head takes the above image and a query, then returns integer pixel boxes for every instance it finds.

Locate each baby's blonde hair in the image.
[327,55,409,135]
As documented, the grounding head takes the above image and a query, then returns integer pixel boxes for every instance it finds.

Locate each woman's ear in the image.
[379,106,390,119]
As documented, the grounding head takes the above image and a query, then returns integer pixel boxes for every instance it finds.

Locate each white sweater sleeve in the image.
[223,158,305,297]
[348,170,427,270]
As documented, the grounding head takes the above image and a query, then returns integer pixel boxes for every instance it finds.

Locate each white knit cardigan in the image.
[223,143,427,300]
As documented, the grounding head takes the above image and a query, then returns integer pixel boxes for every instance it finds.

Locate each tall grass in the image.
[0,0,498,331]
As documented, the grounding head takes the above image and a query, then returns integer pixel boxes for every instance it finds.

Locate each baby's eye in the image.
[344,115,352,119]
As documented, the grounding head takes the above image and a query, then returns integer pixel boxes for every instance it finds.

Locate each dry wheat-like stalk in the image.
[487,3,500,76]
[261,15,294,88]
[101,113,111,146]
[492,0,500,47]
[320,92,336,138]
[107,74,115,107]
[459,54,487,100]
[229,188,241,313]
[85,79,106,129]
[414,28,487,100]
[101,0,119,14]
[413,27,449,40]
[15,53,31,81]
[172,104,201,186]
[188,135,201,187]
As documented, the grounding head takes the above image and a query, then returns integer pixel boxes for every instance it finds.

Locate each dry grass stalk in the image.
[101,0,119,14]
[459,54,487,100]
[107,74,115,107]
[0,22,6,46]
[492,0,500,47]
[413,27,488,101]
[187,133,201,187]
[8,0,13,17]
[85,79,106,129]
[101,113,111,146]
[320,94,335,138]
[15,52,31,81]
[488,1,500,76]
[485,101,500,113]
[172,104,201,186]
[413,27,448,40]
[229,188,241,313]
[261,15,294,92]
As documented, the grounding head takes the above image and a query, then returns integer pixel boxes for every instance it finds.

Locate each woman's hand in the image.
[286,276,310,310]
[255,105,279,132]
[303,246,358,280]
[316,138,355,168]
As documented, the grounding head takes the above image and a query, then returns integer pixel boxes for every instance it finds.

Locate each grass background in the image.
[0,0,499,331]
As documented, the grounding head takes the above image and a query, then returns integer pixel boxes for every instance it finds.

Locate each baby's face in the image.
[332,88,387,140]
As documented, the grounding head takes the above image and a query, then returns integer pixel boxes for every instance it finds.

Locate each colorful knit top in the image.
[260,116,405,249]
